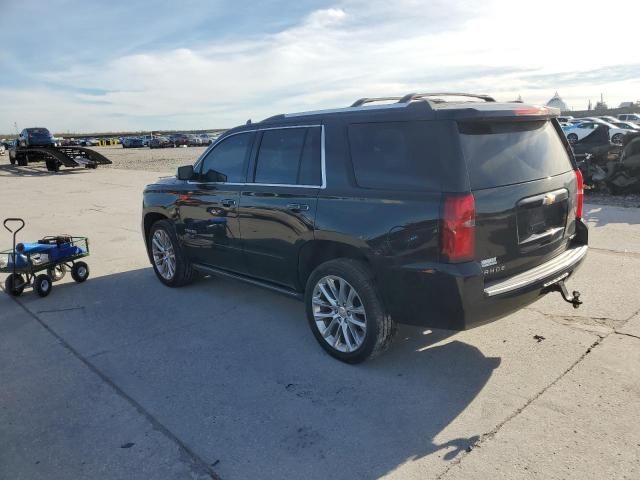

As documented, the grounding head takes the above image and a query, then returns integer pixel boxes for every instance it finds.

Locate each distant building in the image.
[546,92,569,112]
[619,101,639,108]
[594,93,608,113]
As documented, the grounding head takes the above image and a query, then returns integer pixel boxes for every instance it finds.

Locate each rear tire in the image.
[17,153,28,166]
[149,220,196,287]
[34,274,53,297]
[46,160,60,172]
[304,258,395,363]
[612,133,624,145]
[5,273,25,296]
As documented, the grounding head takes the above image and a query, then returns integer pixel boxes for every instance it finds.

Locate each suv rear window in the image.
[458,121,573,190]
[347,121,440,191]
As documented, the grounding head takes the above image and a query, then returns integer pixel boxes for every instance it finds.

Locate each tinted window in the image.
[199,133,252,182]
[298,127,322,185]
[348,121,439,191]
[459,121,573,190]
[253,127,322,185]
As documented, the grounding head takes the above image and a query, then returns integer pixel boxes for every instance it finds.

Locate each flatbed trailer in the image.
[8,145,112,171]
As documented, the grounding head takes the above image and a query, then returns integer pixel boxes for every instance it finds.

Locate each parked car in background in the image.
[187,134,202,146]
[562,120,628,145]
[149,136,173,148]
[598,116,620,124]
[122,137,144,148]
[557,115,574,123]
[198,134,213,145]
[0,143,5,156]
[171,134,190,147]
[141,135,153,146]
[17,127,56,147]
[612,121,640,131]
[80,138,99,147]
[618,113,640,123]
[142,93,587,363]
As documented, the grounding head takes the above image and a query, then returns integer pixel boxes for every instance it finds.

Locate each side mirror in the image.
[177,165,194,181]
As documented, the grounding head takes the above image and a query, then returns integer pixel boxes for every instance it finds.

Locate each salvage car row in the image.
[560,114,640,145]
[122,133,220,148]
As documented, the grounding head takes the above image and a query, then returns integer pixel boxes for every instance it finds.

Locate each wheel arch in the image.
[143,211,169,260]
[297,239,372,290]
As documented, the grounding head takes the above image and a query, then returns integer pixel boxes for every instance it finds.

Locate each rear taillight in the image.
[441,193,476,263]
[575,168,584,219]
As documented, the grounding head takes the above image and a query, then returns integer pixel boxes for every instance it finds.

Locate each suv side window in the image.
[252,126,322,186]
[199,132,253,183]
[347,121,439,191]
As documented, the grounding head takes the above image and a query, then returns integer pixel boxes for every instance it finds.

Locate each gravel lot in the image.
[96,145,207,173]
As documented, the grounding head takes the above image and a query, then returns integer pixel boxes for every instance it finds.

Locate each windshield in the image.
[459,120,573,190]
[27,128,51,138]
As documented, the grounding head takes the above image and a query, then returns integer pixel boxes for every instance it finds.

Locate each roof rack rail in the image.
[350,92,496,109]
[399,92,496,103]
[350,97,405,107]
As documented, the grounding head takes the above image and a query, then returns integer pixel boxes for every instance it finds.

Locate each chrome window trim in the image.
[189,124,326,189]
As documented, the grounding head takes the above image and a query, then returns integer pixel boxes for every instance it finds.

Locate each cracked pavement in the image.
[1,168,639,479]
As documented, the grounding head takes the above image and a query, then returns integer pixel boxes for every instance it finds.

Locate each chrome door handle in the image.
[287,203,309,212]
[221,199,237,208]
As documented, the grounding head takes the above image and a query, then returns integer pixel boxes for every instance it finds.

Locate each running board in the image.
[192,263,304,300]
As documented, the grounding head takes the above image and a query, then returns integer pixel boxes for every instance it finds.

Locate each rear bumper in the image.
[380,239,588,331]
[483,245,587,297]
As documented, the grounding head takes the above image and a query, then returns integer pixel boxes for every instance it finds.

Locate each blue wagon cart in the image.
[1,218,90,297]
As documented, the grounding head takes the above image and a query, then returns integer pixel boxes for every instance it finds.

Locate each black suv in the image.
[17,127,55,147]
[142,93,588,363]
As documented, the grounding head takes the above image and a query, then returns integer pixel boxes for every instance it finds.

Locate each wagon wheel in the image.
[5,273,26,296]
[47,265,67,281]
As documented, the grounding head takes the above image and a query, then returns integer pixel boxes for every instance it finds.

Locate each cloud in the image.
[1,0,639,133]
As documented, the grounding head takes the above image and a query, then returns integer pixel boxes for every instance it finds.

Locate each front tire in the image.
[305,258,395,363]
[567,133,578,144]
[149,220,196,287]
[612,133,624,145]
[34,274,53,297]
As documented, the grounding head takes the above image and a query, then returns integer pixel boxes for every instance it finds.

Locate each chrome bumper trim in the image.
[484,245,588,297]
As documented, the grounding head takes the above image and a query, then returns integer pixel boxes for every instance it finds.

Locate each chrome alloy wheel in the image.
[151,229,176,280]
[312,275,367,353]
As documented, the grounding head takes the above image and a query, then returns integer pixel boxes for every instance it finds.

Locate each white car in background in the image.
[618,113,640,123]
[562,120,628,145]
[611,121,640,132]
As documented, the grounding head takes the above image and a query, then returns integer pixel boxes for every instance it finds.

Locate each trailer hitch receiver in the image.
[544,279,582,309]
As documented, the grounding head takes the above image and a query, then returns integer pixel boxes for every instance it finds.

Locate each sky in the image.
[1,0,639,133]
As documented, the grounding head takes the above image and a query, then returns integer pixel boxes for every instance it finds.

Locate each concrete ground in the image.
[1,165,639,480]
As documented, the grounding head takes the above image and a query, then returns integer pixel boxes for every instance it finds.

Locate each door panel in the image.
[178,131,254,273]
[239,187,317,288]
[179,184,245,273]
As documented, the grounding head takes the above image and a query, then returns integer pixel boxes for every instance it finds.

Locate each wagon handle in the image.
[4,218,25,277]
[3,218,25,234]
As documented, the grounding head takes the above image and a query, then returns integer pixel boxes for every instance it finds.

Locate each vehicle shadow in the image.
[0,163,91,177]
[17,267,501,479]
